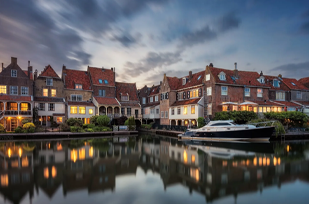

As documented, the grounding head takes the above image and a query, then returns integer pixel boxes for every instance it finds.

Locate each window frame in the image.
[161,111,164,118]
[191,105,195,114]
[245,88,250,97]
[0,85,7,94]
[183,106,188,115]
[51,89,56,97]
[142,97,146,104]
[21,86,29,96]
[75,84,83,90]
[182,78,186,85]
[297,91,302,99]
[205,74,210,81]
[221,86,228,96]
[79,107,86,114]
[70,106,77,114]
[10,86,18,95]
[155,95,158,101]
[43,88,48,97]
[48,103,55,111]
[257,88,263,97]
[171,108,174,115]
[219,74,226,81]
[207,87,212,96]
[11,70,17,77]
[89,108,93,115]
[99,89,106,97]
[39,103,45,111]
[46,78,53,86]
[150,97,153,103]
[121,95,129,101]
[71,94,82,101]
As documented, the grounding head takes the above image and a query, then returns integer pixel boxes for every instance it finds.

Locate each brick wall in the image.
[34,78,64,97]
[64,89,92,101]
[92,85,115,97]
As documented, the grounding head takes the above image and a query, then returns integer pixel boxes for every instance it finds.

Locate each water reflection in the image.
[0,136,308,204]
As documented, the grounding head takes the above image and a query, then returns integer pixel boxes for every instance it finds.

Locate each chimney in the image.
[233,62,239,78]
[28,60,30,67]
[111,67,113,71]
[28,66,33,80]
[234,62,237,70]
[209,63,213,67]
[189,71,192,80]
[160,81,162,86]
[34,69,38,80]
[260,71,263,76]
[11,57,17,64]
[164,73,166,78]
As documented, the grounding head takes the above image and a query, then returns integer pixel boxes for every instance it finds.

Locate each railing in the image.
[4,110,32,115]
[101,113,143,119]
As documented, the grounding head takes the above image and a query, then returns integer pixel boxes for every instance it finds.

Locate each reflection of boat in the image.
[179,120,275,141]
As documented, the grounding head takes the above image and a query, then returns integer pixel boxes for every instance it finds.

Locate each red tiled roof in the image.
[39,65,60,78]
[144,102,160,108]
[171,98,201,107]
[263,75,289,91]
[281,78,309,90]
[299,77,309,87]
[149,85,160,96]
[94,97,120,106]
[167,77,180,90]
[23,70,33,80]
[272,101,301,107]
[116,82,138,101]
[293,101,309,107]
[88,67,115,86]
[119,102,141,107]
[63,68,92,91]
[34,97,64,102]
[177,70,205,89]
[68,101,95,106]
[209,67,269,87]
[252,100,283,106]
[0,95,31,101]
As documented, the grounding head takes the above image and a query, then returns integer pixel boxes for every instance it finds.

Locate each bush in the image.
[23,123,36,133]
[97,115,110,126]
[0,124,5,133]
[264,111,309,127]
[66,118,83,127]
[70,126,83,132]
[21,119,32,125]
[83,123,95,129]
[86,128,94,132]
[124,119,129,125]
[141,124,152,129]
[197,117,205,128]
[14,126,23,133]
[248,119,286,137]
[90,115,99,125]
[83,124,89,129]
[60,123,70,132]
[127,117,136,131]
[214,111,258,124]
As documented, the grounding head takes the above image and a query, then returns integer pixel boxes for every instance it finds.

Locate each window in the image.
[127,108,131,116]
[89,109,93,114]
[10,86,18,95]
[104,80,108,84]
[257,89,263,97]
[75,84,82,89]
[21,87,28,95]
[233,105,238,111]
[150,97,153,103]
[43,89,48,97]
[191,105,195,114]
[156,109,159,114]
[150,108,154,114]
[51,89,56,97]
[221,86,228,95]
[155,95,158,101]
[48,103,55,111]
[70,106,77,114]
[243,88,250,97]
[177,107,181,115]
[99,79,103,84]
[121,108,125,114]
[207,87,212,96]
[182,78,186,85]
[276,92,285,100]
[171,109,174,115]
[46,78,53,86]
[79,107,86,114]
[291,82,296,86]
[11,70,17,77]
[297,91,302,99]
[21,103,28,111]
[57,117,62,123]
[142,97,146,104]
[206,74,210,81]
[161,111,164,118]
[71,95,82,101]
[273,80,279,87]
[99,89,105,97]
[184,106,187,115]
[207,103,212,115]
[39,103,45,111]
[121,95,129,101]
[165,111,168,118]
[219,73,226,80]
[0,85,6,94]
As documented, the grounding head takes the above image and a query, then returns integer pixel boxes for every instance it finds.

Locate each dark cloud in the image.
[111,32,142,47]
[216,12,241,33]
[300,21,309,34]
[271,61,309,78]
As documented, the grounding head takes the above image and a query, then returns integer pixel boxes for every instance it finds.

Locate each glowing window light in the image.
[287,145,290,152]
[263,157,266,166]
[232,162,238,167]
[11,160,19,168]
[273,157,277,166]
[44,167,49,179]
[18,147,22,158]
[222,161,227,166]
[52,166,57,178]
[57,143,62,151]
[267,158,270,166]
[278,158,281,165]
[8,148,11,158]
[253,157,257,166]
[246,159,250,166]
[191,155,195,164]
[183,151,188,164]
[259,157,262,166]
[22,157,28,167]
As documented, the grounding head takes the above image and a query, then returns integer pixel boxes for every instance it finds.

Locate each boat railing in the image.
[247,120,277,127]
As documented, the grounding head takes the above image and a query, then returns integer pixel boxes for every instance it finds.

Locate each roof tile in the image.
[171,98,201,107]
[68,101,95,106]
[281,78,309,90]
[39,65,60,78]
[88,67,115,86]
[0,95,32,101]
[116,82,138,101]
[94,97,120,105]
[63,68,92,91]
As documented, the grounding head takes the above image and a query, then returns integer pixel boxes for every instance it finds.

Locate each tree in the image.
[97,115,110,126]
[90,115,99,125]
[197,117,205,128]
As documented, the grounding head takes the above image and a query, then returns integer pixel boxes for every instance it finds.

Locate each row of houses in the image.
[139,63,309,127]
[0,57,141,131]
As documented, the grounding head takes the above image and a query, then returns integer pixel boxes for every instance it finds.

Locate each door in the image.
[11,118,17,131]
[135,110,138,118]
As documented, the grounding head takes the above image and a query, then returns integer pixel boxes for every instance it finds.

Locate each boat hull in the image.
[179,126,275,141]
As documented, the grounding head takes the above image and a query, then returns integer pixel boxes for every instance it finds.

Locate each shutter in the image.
[161,93,163,100]
[176,93,178,100]
[198,88,202,97]
[166,92,169,99]
[187,91,190,99]
[183,92,186,99]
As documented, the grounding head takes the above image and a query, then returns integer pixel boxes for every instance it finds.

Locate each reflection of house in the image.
[0,57,34,131]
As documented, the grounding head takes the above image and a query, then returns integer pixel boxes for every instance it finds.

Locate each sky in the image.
[0,0,309,88]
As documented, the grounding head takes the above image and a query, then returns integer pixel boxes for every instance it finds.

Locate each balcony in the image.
[4,110,32,116]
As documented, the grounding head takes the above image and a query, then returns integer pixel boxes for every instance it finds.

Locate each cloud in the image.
[271,61,309,78]
[111,32,142,47]
[216,12,241,33]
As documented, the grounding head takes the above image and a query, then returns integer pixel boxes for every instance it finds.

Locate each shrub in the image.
[21,119,32,125]
[124,119,129,125]
[23,123,36,133]
[0,124,5,133]
[83,124,89,129]
[214,111,258,124]
[93,126,103,132]
[97,115,110,126]
[14,126,23,133]
[264,111,309,127]
[60,123,70,132]
[70,126,83,132]
[90,115,99,125]
[86,128,94,132]
[197,117,205,128]
[128,116,136,131]
[66,118,83,127]
[88,124,95,129]
[141,124,152,129]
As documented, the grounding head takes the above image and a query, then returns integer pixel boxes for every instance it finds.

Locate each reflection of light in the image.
[274,157,277,166]
[195,169,199,181]
[52,166,57,178]
[22,157,28,167]
[278,158,281,165]
[232,162,237,167]
[57,143,62,151]
[8,148,11,158]
[253,157,257,166]
[48,143,50,149]
[259,157,262,166]
[287,145,290,152]
[222,161,227,166]
[71,149,77,162]
[267,158,270,166]
[246,159,250,166]
[89,147,93,158]
[79,148,85,160]
[183,151,187,164]
[44,167,49,179]
[18,147,22,158]
[1,175,8,187]
[191,155,195,163]
[263,157,266,166]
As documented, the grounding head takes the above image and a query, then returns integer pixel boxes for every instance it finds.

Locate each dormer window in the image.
[205,74,210,81]
[99,79,103,84]
[258,76,265,84]
[273,80,279,88]
[121,95,129,101]
[46,78,53,86]
[219,72,226,81]
[75,84,82,90]
[11,70,17,77]
[182,78,186,85]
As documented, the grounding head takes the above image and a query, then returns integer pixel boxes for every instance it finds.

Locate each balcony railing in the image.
[4,110,32,115]
[101,113,143,119]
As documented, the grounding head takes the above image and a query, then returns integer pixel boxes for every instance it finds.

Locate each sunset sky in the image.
[1,0,309,88]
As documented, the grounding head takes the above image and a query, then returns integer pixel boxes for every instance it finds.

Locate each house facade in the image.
[143,85,160,125]
[0,57,33,131]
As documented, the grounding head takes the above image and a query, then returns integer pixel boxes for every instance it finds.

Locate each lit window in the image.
[79,107,86,114]
[48,103,55,111]
[184,106,187,115]
[206,74,210,81]
[89,109,93,114]
[52,166,57,178]
[99,79,103,84]
[233,105,238,111]
[71,95,82,101]
[21,103,28,111]
[39,103,45,111]
[0,85,6,94]
[245,88,250,97]
[44,167,49,179]
[1,174,8,186]
[46,78,53,86]
[221,86,228,95]
[257,89,263,97]
[70,106,77,114]
[223,105,228,111]
[191,155,195,164]
[51,89,56,97]
[207,87,212,96]
[10,86,18,95]
[191,105,195,114]
[43,88,48,97]
[104,80,108,84]
[11,70,17,77]
[89,147,93,157]
[22,157,28,167]
[75,84,82,89]
[57,117,62,123]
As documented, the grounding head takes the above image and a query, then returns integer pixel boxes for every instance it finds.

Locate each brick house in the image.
[142,85,160,125]
[34,65,66,126]
[115,82,142,124]
[62,66,95,124]
[88,67,121,118]
[0,57,33,131]
[137,85,150,123]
